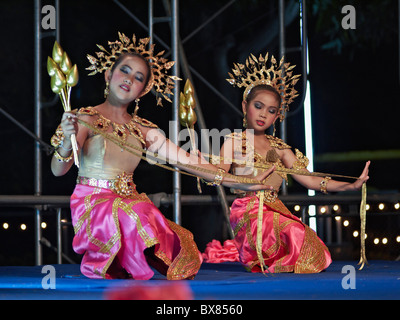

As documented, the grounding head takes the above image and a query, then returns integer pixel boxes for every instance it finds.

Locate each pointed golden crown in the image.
[226,53,300,121]
[86,32,180,106]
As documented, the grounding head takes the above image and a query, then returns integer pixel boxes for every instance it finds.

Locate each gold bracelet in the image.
[320,176,331,194]
[54,149,73,162]
[202,168,226,186]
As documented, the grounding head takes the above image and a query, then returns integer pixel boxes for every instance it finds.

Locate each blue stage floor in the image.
[0,261,399,300]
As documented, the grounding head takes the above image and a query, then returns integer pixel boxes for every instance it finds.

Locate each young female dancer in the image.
[203,53,370,273]
[50,33,272,280]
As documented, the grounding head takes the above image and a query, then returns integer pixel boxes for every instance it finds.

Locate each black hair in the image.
[245,84,281,106]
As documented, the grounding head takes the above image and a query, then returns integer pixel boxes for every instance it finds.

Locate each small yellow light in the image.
[374,238,379,245]
[335,216,341,221]
[343,220,349,227]
[3,223,9,230]
[366,204,370,210]
[294,205,301,212]
[382,238,388,245]
[20,224,27,231]
[41,222,47,229]
[394,203,400,210]
[378,203,385,210]
[333,204,340,211]
[396,236,400,243]
[353,231,359,237]
[320,206,327,214]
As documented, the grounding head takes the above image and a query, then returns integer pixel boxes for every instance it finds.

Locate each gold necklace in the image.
[90,111,145,146]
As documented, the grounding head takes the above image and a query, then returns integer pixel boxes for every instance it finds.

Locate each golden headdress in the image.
[86,32,180,106]
[226,53,300,121]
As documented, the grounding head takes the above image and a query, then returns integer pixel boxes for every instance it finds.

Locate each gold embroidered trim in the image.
[295,225,329,273]
[74,196,109,234]
[233,197,256,237]
[245,198,257,251]
[274,262,294,273]
[96,201,123,278]
[114,198,158,247]
[163,220,202,280]
[234,198,330,274]
[263,212,282,258]
[155,249,172,267]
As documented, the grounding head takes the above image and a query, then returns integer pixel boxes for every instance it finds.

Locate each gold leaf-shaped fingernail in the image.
[184,79,194,96]
[47,57,60,76]
[186,106,197,127]
[52,41,64,64]
[60,51,73,74]
[67,64,79,87]
[51,68,66,92]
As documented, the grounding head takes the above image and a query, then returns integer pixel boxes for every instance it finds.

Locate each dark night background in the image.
[0,0,399,265]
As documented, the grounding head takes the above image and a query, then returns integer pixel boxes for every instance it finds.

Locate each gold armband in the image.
[320,176,331,194]
[202,168,226,187]
[51,125,65,148]
[54,149,73,163]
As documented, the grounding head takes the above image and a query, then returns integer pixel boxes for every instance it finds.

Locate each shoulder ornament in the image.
[77,106,97,116]
[133,115,158,128]
[266,135,291,150]
[292,148,309,171]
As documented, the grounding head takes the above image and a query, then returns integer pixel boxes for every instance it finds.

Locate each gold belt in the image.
[77,172,135,197]
[236,189,278,203]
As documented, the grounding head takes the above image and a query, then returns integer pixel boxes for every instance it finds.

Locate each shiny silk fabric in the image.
[65,107,202,280]
[71,184,202,280]
[203,132,331,273]
[229,194,332,273]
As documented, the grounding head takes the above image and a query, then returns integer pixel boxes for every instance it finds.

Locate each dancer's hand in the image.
[352,161,370,190]
[242,166,276,191]
[60,112,78,141]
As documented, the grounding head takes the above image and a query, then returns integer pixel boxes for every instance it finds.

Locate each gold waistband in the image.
[235,189,278,203]
[77,172,135,197]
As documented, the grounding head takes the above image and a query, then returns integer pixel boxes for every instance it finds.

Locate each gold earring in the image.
[243,111,247,128]
[104,82,109,98]
[133,99,140,117]
[273,123,276,136]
